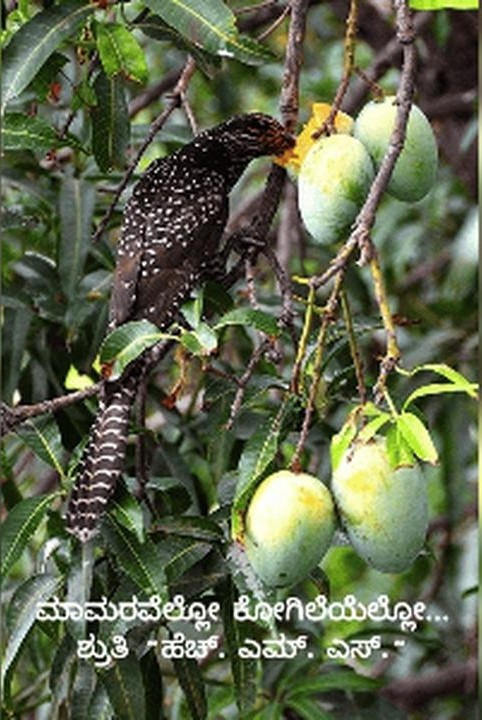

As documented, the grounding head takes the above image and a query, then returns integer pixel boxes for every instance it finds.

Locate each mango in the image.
[298,134,375,245]
[353,96,438,202]
[331,437,428,573]
[244,470,336,587]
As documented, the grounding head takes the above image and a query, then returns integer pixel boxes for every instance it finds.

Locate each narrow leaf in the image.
[2,0,94,111]
[96,22,148,83]
[58,174,96,299]
[215,308,280,337]
[144,0,274,66]
[16,417,65,477]
[403,381,479,409]
[0,493,56,578]
[287,698,335,720]
[3,112,81,152]
[357,412,392,443]
[410,0,478,8]
[287,671,381,697]
[101,515,167,599]
[222,580,257,714]
[102,655,146,720]
[396,412,438,464]
[180,323,218,356]
[92,69,130,172]
[2,574,63,684]
[330,421,357,472]
[172,654,207,720]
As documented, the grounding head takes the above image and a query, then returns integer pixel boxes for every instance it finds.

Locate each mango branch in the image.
[290,269,346,472]
[312,0,359,139]
[340,288,367,405]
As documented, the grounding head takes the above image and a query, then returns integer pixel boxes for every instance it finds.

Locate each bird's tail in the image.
[65,370,139,543]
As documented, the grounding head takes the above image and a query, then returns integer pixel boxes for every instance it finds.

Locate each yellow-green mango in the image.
[353,96,438,202]
[332,437,428,573]
[244,470,336,587]
[298,134,375,245]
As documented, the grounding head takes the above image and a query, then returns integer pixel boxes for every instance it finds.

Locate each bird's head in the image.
[219,112,295,160]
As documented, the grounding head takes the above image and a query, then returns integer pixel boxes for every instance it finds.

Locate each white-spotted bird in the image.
[66,113,294,542]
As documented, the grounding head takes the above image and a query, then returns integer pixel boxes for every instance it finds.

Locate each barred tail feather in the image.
[66,373,139,542]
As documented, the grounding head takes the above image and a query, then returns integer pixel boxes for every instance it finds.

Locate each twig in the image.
[256,3,290,42]
[91,56,197,244]
[1,385,100,435]
[291,269,346,471]
[340,289,367,404]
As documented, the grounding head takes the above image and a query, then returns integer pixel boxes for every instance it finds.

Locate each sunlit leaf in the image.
[96,22,148,84]
[99,320,167,379]
[396,412,438,464]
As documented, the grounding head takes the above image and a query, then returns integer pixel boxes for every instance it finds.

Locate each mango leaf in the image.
[102,654,146,720]
[0,493,57,578]
[409,0,478,8]
[180,322,218,356]
[222,580,257,714]
[231,397,296,540]
[71,661,97,720]
[164,539,212,584]
[16,417,65,476]
[58,174,96,300]
[138,13,221,77]
[357,412,392,443]
[286,670,381,698]
[396,412,438,464]
[172,654,207,720]
[153,515,224,542]
[1,0,95,112]
[101,515,168,599]
[401,363,478,408]
[330,421,357,472]
[27,51,69,100]
[3,112,82,152]
[2,574,63,685]
[386,424,415,469]
[144,0,275,66]
[110,487,144,543]
[215,308,280,337]
[287,698,335,720]
[96,22,148,84]
[92,69,130,172]
[99,320,167,379]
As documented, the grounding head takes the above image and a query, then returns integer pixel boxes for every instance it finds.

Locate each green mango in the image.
[353,96,438,202]
[298,134,374,245]
[332,437,429,573]
[244,470,336,587]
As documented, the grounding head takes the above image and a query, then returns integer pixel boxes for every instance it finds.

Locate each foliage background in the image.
[0,1,478,719]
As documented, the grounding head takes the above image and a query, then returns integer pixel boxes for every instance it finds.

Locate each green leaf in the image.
[99,320,166,379]
[399,362,478,407]
[2,112,81,152]
[287,670,381,697]
[231,397,296,539]
[110,487,145,543]
[153,515,224,542]
[0,493,57,578]
[102,654,146,720]
[96,22,148,84]
[101,515,168,599]
[222,580,257,714]
[215,308,280,336]
[144,0,275,66]
[172,653,207,720]
[330,421,357,472]
[386,424,415,469]
[164,539,212,584]
[1,0,95,111]
[2,574,63,685]
[137,13,221,77]
[403,382,479,409]
[180,322,218,356]
[92,69,130,172]
[396,412,438,464]
[357,412,392,443]
[287,697,335,720]
[409,0,478,8]
[58,174,96,300]
[16,417,65,477]
[27,51,69,101]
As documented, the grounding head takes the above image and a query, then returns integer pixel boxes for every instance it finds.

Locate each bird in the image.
[65,113,295,542]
